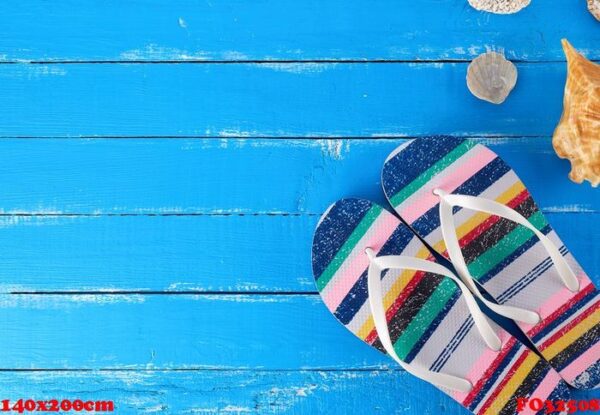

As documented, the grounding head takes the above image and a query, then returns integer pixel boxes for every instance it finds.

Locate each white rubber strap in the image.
[434,189,580,324]
[365,249,502,392]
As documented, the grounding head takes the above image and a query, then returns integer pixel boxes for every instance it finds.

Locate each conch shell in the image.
[552,40,600,187]
[466,52,518,104]
[589,0,600,21]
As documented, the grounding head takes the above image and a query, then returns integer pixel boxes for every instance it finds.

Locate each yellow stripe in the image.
[431,181,525,254]
[357,245,431,340]
[483,352,540,415]
[357,181,525,340]
[357,181,526,341]
[542,308,600,360]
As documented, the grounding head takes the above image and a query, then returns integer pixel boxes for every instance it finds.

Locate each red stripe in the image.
[459,189,530,249]
[440,189,531,259]
[462,337,517,407]
[528,283,596,338]
[365,269,428,344]
[539,298,600,351]
[367,192,530,345]
[478,349,532,414]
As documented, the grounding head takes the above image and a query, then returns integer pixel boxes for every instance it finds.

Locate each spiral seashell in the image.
[552,40,600,187]
[466,52,518,104]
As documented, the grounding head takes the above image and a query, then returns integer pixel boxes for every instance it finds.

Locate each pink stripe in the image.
[559,340,600,384]
[520,277,592,335]
[452,330,512,402]
[519,371,562,415]
[321,212,399,311]
[399,146,496,224]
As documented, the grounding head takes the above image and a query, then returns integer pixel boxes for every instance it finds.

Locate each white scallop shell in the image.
[589,0,600,21]
[466,52,518,104]
[468,0,531,14]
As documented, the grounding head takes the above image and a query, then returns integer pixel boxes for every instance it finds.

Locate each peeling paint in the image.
[0,293,146,309]
[543,204,595,214]
[254,62,336,74]
[221,51,250,61]
[218,129,253,138]
[190,294,294,303]
[28,66,67,76]
[119,45,211,61]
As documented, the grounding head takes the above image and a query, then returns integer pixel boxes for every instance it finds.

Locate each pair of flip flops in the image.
[312,137,599,414]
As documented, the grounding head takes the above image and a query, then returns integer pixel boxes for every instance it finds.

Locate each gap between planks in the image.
[0,134,549,139]
[0,368,402,373]
[0,210,594,217]
[0,59,590,65]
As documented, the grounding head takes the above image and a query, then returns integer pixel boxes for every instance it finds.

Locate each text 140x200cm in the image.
[0,399,114,413]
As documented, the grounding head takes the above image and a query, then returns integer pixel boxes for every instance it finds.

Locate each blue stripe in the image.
[430,316,474,372]
[410,156,511,237]
[403,290,462,364]
[504,362,551,415]
[538,380,570,414]
[382,136,465,197]
[334,224,415,325]
[574,360,600,389]
[312,198,372,280]
[477,224,552,285]
[532,289,599,343]
[552,322,600,371]
[496,246,568,305]
[468,342,522,411]
[334,270,368,325]
[497,258,554,304]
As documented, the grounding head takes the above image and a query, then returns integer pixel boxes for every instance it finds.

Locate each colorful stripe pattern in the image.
[382,137,600,389]
[312,198,569,414]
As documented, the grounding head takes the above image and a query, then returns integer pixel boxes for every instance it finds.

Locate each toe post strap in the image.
[433,189,579,324]
[364,248,502,393]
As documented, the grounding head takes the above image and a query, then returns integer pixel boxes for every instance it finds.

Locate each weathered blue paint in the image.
[0,138,595,213]
[0,62,577,137]
[0,1,599,412]
[0,213,595,293]
[0,370,470,415]
[0,0,598,62]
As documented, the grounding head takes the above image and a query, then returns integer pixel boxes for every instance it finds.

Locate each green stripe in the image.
[316,204,383,292]
[468,211,549,280]
[390,212,549,360]
[394,279,457,360]
[389,140,474,207]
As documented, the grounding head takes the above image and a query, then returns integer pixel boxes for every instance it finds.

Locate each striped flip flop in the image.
[382,137,600,390]
[312,198,570,414]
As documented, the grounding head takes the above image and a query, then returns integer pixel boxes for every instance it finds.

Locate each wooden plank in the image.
[0,213,597,293]
[0,294,388,369]
[0,138,596,214]
[2,286,600,370]
[0,1,598,62]
[1,370,597,414]
[0,370,462,415]
[0,62,573,137]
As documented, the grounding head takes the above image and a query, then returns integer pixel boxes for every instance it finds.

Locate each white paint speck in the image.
[255,62,336,74]
[222,406,251,413]
[221,51,250,61]
[120,44,210,61]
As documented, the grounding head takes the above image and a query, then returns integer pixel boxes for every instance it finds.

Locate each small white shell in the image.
[467,0,531,14]
[466,52,518,104]
[589,0,600,21]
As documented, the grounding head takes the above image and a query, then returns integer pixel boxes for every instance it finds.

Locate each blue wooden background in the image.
[0,1,599,413]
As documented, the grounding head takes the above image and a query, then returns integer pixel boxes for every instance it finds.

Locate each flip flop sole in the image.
[382,137,600,389]
[312,198,570,413]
